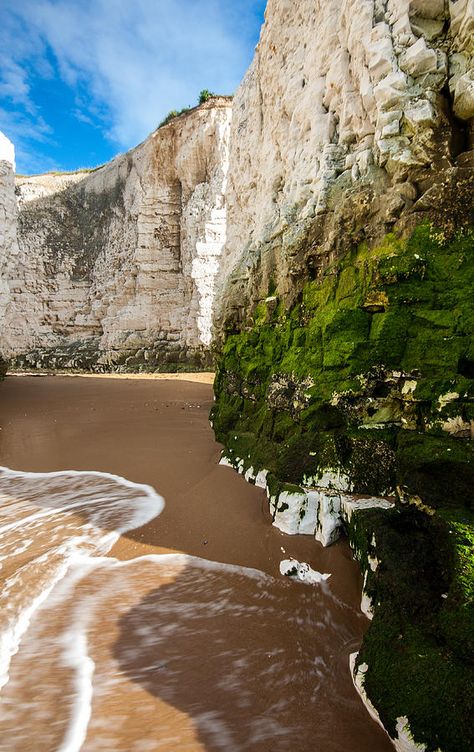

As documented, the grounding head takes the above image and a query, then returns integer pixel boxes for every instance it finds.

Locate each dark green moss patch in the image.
[349,506,474,752]
[213,224,473,497]
[396,432,474,510]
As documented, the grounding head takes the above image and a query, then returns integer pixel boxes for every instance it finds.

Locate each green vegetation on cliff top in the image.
[158,90,225,128]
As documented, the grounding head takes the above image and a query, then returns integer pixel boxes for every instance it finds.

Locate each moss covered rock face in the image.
[348,505,474,752]
[213,224,473,506]
[212,223,474,752]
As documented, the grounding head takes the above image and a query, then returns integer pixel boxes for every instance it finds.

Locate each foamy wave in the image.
[28,551,343,751]
[0,551,70,690]
[5,552,282,750]
[56,565,98,752]
[2,550,277,751]
[0,469,380,752]
[0,466,164,536]
[0,466,165,697]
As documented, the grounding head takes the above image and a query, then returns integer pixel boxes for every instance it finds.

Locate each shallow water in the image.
[0,377,394,751]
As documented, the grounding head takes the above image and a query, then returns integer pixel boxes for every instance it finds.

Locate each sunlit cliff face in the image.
[0,99,232,372]
[214,0,474,326]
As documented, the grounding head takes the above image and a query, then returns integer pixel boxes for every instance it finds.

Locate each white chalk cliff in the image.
[0,98,231,370]
[0,1,473,369]
[0,4,473,750]
[216,0,474,326]
[0,135,17,354]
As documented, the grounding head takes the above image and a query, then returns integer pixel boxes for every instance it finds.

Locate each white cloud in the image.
[0,105,56,174]
[0,0,263,162]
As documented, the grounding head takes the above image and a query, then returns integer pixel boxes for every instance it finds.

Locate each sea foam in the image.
[0,466,164,696]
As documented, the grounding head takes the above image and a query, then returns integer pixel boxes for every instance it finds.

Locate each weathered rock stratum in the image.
[0,98,231,371]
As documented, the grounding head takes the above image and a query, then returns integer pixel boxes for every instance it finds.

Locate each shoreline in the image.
[0,374,395,751]
[7,370,215,384]
[0,374,359,584]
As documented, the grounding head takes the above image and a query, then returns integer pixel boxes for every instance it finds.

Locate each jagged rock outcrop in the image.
[0,97,231,371]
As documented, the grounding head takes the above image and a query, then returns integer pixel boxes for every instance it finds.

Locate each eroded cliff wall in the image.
[216,0,473,321]
[213,0,474,520]
[211,3,473,751]
[1,97,231,371]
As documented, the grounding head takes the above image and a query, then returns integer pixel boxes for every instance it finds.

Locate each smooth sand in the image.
[0,374,360,595]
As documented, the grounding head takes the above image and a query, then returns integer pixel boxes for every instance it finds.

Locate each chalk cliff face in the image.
[1,98,231,370]
[213,0,473,506]
[211,4,473,752]
[213,0,474,513]
[0,135,17,376]
[216,0,473,323]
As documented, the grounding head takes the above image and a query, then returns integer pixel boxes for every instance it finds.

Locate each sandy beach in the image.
[0,375,394,751]
[0,374,361,587]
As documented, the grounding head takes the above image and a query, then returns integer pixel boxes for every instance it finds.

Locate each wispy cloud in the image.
[0,0,265,172]
[0,105,56,174]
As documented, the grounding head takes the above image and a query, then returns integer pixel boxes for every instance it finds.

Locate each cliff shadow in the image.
[112,557,394,752]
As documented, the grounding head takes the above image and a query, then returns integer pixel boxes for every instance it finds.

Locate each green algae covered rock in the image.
[347,505,474,752]
[212,223,474,752]
[213,224,474,506]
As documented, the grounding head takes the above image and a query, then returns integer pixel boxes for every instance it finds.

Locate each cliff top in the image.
[14,95,233,181]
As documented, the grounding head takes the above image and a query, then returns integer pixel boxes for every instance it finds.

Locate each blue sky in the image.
[0,0,266,174]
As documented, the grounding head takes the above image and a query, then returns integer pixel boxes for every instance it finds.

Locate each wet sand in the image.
[0,375,394,751]
[0,375,358,590]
